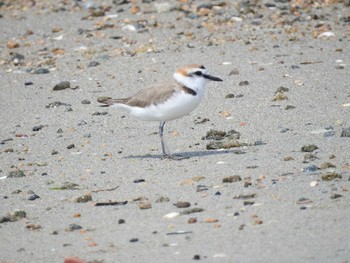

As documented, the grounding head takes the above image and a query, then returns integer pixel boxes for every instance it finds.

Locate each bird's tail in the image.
[97,97,127,107]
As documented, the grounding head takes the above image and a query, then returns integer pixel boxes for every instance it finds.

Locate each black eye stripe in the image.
[193,71,202,76]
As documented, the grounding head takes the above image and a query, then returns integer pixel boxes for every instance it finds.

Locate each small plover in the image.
[99,64,223,159]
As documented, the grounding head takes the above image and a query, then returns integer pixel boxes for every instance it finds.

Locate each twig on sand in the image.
[91,185,119,193]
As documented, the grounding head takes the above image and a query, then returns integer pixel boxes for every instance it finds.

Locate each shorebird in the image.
[99,64,223,159]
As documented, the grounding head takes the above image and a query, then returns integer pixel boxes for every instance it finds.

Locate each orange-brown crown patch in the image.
[176,64,205,76]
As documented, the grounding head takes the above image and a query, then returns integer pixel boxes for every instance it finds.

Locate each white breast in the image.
[128,90,204,122]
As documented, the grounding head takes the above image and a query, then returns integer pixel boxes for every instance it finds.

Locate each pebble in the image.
[239,80,249,86]
[8,170,26,178]
[193,255,201,260]
[310,181,318,187]
[321,172,342,181]
[302,165,319,173]
[180,208,204,215]
[24,81,33,86]
[188,217,197,224]
[319,162,336,169]
[175,201,191,208]
[223,175,242,183]
[341,127,350,137]
[67,144,75,149]
[33,68,49,74]
[330,193,342,199]
[133,179,145,183]
[81,99,91,105]
[138,202,152,209]
[163,212,180,219]
[32,125,44,131]
[45,101,71,108]
[28,194,40,201]
[118,219,125,224]
[76,194,92,203]
[66,224,82,232]
[87,61,100,67]
[301,144,318,152]
[53,81,70,91]
[129,238,139,243]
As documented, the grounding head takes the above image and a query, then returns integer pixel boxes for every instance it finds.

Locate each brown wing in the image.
[125,83,178,108]
[99,82,180,108]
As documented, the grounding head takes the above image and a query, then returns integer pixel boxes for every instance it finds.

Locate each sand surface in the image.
[0,0,350,262]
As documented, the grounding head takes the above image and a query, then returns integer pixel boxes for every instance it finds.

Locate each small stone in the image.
[24,81,33,86]
[26,224,41,230]
[76,194,92,203]
[310,181,318,187]
[32,125,44,132]
[188,217,197,224]
[330,193,342,199]
[193,255,201,260]
[81,99,91,105]
[53,81,70,91]
[285,105,296,110]
[133,179,145,183]
[77,120,87,126]
[8,170,26,178]
[303,153,318,162]
[301,144,318,152]
[321,172,342,181]
[223,175,242,183]
[45,101,71,108]
[67,144,75,149]
[180,208,204,215]
[319,162,336,169]
[204,218,219,223]
[118,219,125,224]
[129,238,139,242]
[202,130,226,140]
[138,202,152,209]
[175,201,191,208]
[283,156,294,161]
[341,127,350,137]
[272,92,288,101]
[33,68,49,74]
[28,194,40,201]
[225,93,235,99]
[155,196,170,203]
[87,61,100,67]
[66,224,82,232]
[239,80,249,86]
[7,40,20,49]
[229,69,239,75]
[4,148,14,153]
[163,212,180,219]
[243,201,254,206]
[302,165,319,173]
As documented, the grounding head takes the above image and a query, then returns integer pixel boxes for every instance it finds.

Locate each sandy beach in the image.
[0,0,350,262]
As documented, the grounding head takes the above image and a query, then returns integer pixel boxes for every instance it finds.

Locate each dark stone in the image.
[33,68,49,74]
[223,175,242,183]
[53,81,70,91]
[301,144,318,152]
[341,127,350,137]
[32,125,44,131]
[28,194,40,201]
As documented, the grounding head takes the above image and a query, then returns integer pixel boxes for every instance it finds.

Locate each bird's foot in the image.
[161,154,189,160]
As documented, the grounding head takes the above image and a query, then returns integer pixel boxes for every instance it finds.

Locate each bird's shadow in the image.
[124,149,245,160]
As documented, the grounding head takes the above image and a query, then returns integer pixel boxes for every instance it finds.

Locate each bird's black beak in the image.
[203,74,223,82]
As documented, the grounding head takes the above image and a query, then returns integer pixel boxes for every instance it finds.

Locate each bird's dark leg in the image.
[159,121,189,160]
[159,121,170,158]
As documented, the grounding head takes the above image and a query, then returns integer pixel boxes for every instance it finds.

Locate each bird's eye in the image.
[194,71,202,76]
